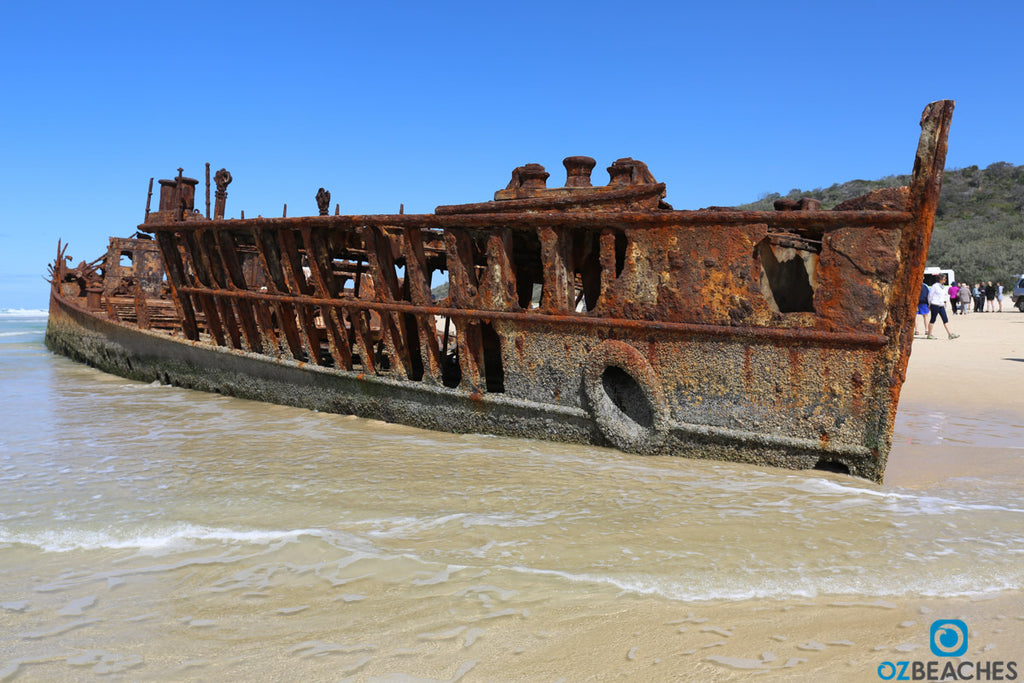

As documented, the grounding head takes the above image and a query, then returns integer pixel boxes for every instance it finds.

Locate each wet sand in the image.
[887,310,1024,487]
[528,310,1024,681]
[702,309,1024,680]
[2,313,1022,680]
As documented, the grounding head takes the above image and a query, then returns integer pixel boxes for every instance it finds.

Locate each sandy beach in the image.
[2,311,1022,681]
[900,308,1024,417]
[888,309,1024,487]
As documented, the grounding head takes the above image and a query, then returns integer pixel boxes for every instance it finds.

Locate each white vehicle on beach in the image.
[923,266,955,286]
[1012,275,1024,311]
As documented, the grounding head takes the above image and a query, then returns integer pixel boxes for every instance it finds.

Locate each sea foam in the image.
[0,309,48,318]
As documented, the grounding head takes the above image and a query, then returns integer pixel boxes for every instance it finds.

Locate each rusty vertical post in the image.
[205,163,211,220]
[538,226,573,310]
[362,225,415,378]
[300,226,353,370]
[444,228,485,391]
[598,228,619,303]
[252,227,305,359]
[214,169,232,220]
[154,231,199,340]
[181,230,227,346]
[479,228,518,311]
[145,178,154,223]
[888,100,956,393]
[214,230,263,351]
[402,227,443,383]
[134,279,151,330]
[199,229,243,350]
[276,227,324,364]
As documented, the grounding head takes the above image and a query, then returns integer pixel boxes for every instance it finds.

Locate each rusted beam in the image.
[172,284,890,349]
[133,280,150,330]
[213,230,263,352]
[252,226,306,360]
[299,226,353,370]
[347,304,377,374]
[478,228,518,311]
[143,209,915,235]
[443,228,485,390]
[154,230,199,340]
[276,227,324,364]
[182,231,227,347]
[200,229,243,350]
[362,225,415,378]
[538,226,573,311]
[887,100,957,402]
[401,227,443,383]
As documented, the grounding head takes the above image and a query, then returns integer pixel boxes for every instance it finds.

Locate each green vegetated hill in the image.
[739,161,1024,286]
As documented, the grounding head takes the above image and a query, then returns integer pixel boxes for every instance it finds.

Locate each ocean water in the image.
[1,310,1022,680]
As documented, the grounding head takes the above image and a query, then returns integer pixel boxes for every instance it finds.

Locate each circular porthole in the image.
[583,340,668,453]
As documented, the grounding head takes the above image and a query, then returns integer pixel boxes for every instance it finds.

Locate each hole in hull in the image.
[813,459,850,475]
[601,366,653,428]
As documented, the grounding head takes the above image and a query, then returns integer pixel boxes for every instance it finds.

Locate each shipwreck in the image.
[45,101,954,482]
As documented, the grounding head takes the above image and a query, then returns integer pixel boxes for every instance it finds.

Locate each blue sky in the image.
[2,0,1021,309]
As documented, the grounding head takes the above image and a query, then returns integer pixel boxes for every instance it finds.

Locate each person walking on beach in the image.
[948,282,960,314]
[997,282,1004,312]
[985,281,996,312]
[926,274,959,340]
[916,281,930,336]
[958,282,971,314]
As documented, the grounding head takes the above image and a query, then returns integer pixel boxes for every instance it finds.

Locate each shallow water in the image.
[1,312,1022,680]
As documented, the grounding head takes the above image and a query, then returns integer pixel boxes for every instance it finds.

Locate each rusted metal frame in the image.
[133,279,151,330]
[443,228,485,391]
[144,209,913,233]
[538,225,574,311]
[598,228,619,304]
[479,227,518,311]
[361,225,416,379]
[244,228,284,357]
[181,230,228,347]
[175,284,890,349]
[401,226,443,384]
[253,300,283,357]
[276,227,325,365]
[299,226,353,370]
[252,226,305,360]
[213,230,264,352]
[229,232,280,356]
[200,228,243,349]
[199,229,244,350]
[346,300,378,374]
[322,228,375,373]
[153,230,200,340]
[437,183,668,215]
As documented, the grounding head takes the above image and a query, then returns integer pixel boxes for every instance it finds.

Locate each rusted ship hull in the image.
[46,285,886,474]
[45,101,954,482]
[46,289,597,444]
